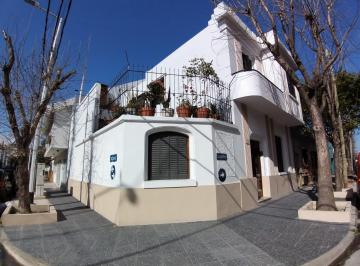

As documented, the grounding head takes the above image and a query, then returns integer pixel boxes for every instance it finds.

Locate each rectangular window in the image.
[242,53,252,71]
[275,136,284,172]
[287,74,296,97]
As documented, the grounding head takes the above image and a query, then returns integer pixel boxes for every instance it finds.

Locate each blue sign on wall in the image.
[216,153,227,161]
[110,154,117,162]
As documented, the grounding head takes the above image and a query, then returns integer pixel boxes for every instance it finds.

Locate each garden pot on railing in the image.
[176,105,191,118]
[139,106,155,116]
[196,107,210,118]
[162,108,174,117]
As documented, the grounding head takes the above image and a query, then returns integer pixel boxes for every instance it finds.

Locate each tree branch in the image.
[15,91,30,135]
[29,69,75,142]
[1,31,21,145]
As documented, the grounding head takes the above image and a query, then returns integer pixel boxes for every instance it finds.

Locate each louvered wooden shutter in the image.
[149,132,189,180]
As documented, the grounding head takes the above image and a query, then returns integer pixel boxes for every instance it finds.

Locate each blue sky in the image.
[0,0,359,152]
[0,0,214,91]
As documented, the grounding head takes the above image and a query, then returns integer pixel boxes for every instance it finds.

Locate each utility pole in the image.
[78,74,85,104]
[25,0,64,198]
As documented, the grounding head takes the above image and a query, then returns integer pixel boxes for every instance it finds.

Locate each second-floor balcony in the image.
[44,135,68,158]
[96,67,232,131]
[231,70,303,125]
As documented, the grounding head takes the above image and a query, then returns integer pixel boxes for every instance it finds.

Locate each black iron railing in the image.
[96,66,232,130]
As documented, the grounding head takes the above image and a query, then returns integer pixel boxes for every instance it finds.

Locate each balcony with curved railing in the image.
[231,70,303,125]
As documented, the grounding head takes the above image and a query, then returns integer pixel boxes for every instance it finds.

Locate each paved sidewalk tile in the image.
[4,189,349,266]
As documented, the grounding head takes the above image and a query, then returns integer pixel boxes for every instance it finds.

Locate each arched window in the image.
[148,132,189,180]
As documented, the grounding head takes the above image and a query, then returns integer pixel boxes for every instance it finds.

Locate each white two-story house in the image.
[66,2,303,226]
[44,98,75,189]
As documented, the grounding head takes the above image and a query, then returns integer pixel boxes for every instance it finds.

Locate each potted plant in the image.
[126,97,137,115]
[183,58,220,84]
[176,96,191,118]
[183,58,221,119]
[191,105,198,118]
[196,91,210,118]
[162,88,174,117]
[138,92,155,116]
[147,79,165,107]
[209,102,220,119]
[196,105,210,118]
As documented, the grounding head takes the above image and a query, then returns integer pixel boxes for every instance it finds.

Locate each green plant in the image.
[183,58,219,83]
[191,105,198,117]
[209,102,218,115]
[142,92,152,107]
[147,80,165,108]
[183,58,221,108]
[163,99,170,108]
[127,97,138,109]
[177,95,191,107]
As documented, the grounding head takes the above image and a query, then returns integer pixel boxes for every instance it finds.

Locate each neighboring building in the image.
[67,3,303,226]
[0,137,15,170]
[44,98,76,189]
[0,142,9,169]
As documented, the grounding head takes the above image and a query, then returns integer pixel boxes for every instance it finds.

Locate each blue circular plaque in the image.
[110,165,115,180]
[218,168,226,182]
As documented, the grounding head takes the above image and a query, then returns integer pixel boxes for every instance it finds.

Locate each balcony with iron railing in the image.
[96,67,232,131]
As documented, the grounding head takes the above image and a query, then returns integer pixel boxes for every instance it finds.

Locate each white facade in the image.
[69,114,244,188]
[44,99,75,189]
[0,142,9,168]
[66,2,303,226]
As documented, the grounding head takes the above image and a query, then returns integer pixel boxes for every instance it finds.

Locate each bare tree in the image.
[220,0,358,210]
[327,70,347,191]
[0,1,75,213]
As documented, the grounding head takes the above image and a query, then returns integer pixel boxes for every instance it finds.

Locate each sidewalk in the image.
[3,188,349,266]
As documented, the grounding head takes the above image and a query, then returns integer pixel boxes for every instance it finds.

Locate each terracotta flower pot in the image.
[139,106,155,116]
[176,105,191,117]
[196,107,210,118]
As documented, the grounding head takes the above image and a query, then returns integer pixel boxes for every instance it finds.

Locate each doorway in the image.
[250,140,263,199]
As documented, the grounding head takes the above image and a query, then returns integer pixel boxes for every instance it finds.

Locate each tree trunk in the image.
[309,102,336,211]
[331,71,348,187]
[329,107,347,190]
[15,152,31,213]
[333,135,343,191]
[338,117,348,186]
[344,132,354,176]
[332,115,344,191]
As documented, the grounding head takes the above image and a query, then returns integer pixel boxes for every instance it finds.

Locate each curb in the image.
[0,228,48,266]
[302,204,358,266]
